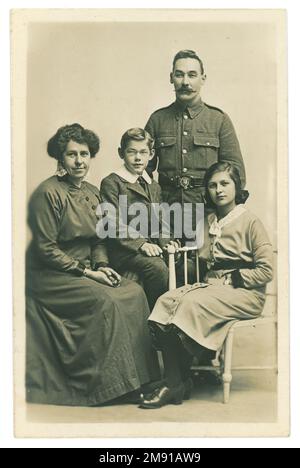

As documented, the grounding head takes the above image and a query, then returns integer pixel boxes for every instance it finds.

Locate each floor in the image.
[26,370,277,425]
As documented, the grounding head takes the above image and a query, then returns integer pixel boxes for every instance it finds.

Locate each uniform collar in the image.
[114,165,152,184]
[174,97,204,119]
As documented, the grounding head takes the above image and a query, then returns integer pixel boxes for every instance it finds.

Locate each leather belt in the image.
[212,261,255,271]
[159,174,205,190]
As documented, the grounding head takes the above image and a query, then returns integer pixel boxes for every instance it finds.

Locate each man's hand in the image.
[140,242,163,257]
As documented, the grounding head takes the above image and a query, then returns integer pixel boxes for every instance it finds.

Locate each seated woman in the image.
[139,161,273,409]
[26,123,159,407]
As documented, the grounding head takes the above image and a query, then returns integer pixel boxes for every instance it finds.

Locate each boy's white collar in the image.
[114,165,152,184]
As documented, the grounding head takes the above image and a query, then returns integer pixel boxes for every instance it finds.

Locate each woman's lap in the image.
[26,269,157,405]
[149,282,266,351]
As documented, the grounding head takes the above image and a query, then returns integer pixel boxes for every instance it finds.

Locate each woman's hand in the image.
[84,268,121,287]
[97,267,121,287]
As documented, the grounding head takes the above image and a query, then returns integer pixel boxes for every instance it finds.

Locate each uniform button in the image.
[183,131,188,136]
[183,114,188,120]
[86,196,89,201]
[161,142,165,146]
[182,149,187,154]
[92,205,96,210]
[182,168,188,173]
[206,142,210,146]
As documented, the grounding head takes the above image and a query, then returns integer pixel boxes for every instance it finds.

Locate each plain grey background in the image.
[27,21,277,243]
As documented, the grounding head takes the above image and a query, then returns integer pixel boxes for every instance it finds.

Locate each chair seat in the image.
[231,315,276,329]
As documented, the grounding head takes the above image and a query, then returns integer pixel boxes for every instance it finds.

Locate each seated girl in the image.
[139,161,273,409]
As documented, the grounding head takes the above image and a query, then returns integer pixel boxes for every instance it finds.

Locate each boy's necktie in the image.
[138,176,148,195]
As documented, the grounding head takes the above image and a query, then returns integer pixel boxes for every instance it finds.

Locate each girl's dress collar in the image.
[208,205,247,238]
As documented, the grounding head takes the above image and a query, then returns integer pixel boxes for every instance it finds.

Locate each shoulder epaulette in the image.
[150,103,175,116]
[204,102,224,114]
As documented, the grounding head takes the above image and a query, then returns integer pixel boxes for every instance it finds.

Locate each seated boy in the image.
[100,128,178,310]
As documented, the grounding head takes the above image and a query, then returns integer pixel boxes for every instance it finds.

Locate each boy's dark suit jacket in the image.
[100,171,171,270]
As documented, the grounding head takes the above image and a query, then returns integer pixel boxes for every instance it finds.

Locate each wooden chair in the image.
[167,245,277,403]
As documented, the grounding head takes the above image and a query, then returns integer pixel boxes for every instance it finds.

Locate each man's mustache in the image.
[175,87,194,93]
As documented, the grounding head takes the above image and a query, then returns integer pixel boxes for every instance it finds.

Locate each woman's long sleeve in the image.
[28,188,85,275]
[237,218,273,289]
[90,237,109,269]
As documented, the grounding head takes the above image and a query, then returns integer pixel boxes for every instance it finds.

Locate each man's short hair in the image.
[172,50,205,74]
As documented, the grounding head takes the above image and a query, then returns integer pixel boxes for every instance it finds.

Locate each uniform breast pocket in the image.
[156,136,177,170]
[193,135,220,169]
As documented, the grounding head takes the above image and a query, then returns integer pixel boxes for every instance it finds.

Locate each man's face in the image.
[170,58,206,105]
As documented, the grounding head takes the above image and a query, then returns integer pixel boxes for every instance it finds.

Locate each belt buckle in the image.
[178,175,192,190]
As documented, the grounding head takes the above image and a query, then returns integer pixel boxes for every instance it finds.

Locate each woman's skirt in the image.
[148,278,266,352]
[26,268,159,406]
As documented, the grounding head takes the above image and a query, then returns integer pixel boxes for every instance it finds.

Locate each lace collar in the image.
[55,160,68,177]
[55,162,90,185]
[208,205,247,238]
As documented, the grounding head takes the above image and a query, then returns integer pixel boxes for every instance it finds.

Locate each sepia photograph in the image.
[11,8,289,438]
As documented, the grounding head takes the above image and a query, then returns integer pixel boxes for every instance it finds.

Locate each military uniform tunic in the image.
[145,99,246,206]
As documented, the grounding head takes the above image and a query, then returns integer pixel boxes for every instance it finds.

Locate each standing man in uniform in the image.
[145,49,246,224]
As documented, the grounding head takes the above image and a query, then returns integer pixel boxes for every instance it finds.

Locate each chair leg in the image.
[211,349,223,384]
[222,328,234,404]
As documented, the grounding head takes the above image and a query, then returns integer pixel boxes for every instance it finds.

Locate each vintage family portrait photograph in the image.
[11,8,289,438]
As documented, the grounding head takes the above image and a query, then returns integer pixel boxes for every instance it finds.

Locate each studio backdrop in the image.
[25,16,278,369]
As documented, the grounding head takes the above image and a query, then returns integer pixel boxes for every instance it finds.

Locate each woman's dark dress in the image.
[26,175,158,406]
